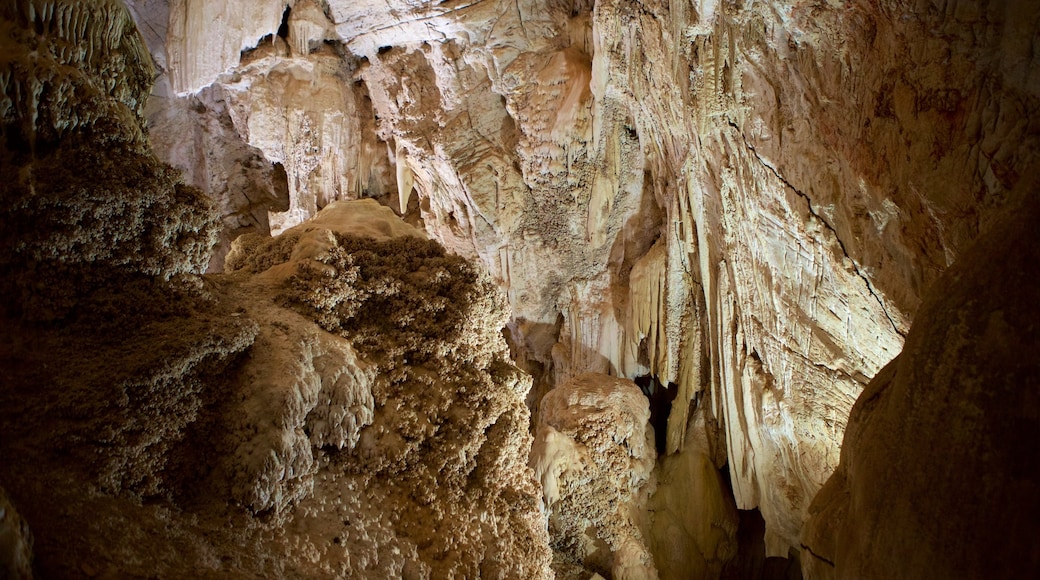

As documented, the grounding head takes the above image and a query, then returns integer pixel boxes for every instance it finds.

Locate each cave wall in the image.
[139,0,1040,563]
[801,186,1040,579]
[0,1,552,576]
[3,0,1035,576]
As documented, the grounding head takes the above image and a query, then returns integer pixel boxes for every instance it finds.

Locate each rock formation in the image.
[801,191,1040,579]
[0,487,33,579]
[132,0,1040,561]
[0,2,549,576]
[2,0,1039,577]
[532,373,659,578]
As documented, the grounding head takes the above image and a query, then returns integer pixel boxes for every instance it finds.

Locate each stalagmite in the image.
[396,140,414,215]
[3,0,1039,576]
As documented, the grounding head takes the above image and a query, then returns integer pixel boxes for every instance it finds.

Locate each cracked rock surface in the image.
[4,0,1039,576]
[801,192,1040,579]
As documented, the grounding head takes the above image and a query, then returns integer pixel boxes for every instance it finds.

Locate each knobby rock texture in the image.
[2,0,1039,578]
[1,2,550,576]
[135,0,1040,567]
[531,373,658,578]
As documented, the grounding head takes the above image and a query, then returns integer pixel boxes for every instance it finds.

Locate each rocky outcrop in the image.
[321,0,893,558]
[131,0,398,270]
[8,0,1040,575]
[801,192,1040,578]
[0,197,554,577]
[648,408,740,580]
[0,0,220,321]
[532,373,658,578]
[128,0,1040,566]
[0,3,551,576]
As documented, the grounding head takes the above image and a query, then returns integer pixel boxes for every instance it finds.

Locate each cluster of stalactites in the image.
[0,0,154,149]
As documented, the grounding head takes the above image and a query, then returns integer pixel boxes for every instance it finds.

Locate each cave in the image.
[1,0,1038,578]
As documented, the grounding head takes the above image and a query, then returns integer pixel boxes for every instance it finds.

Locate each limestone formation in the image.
[3,0,1039,576]
[137,1,1040,558]
[0,195,553,576]
[801,192,1040,578]
[648,409,739,580]
[532,373,658,579]
[1,3,550,576]
[0,0,219,321]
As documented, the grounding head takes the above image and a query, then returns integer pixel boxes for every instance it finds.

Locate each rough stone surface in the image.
[0,486,34,580]
[173,0,1032,558]
[7,0,1040,576]
[532,372,658,579]
[801,192,1040,578]
[0,0,219,320]
[648,410,740,580]
[0,198,554,578]
[0,4,551,576]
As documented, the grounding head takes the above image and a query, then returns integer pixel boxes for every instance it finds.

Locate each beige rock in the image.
[140,2,398,269]
[0,3,553,572]
[59,0,1040,573]
[339,0,1040,558]
[801,192,1040,578]
[532,372,658,579]
[144,80,291,271]
[648,410,739,580]
[166,0,286,94]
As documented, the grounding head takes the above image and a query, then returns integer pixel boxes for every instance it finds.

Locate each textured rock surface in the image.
[801,192,1040,578]
[532,373,658,579]
[0,486,34,580]
[0,198,554,577]
[129,0,1040,566]
[648,409,739,580]
[0,0,219,320]
[130,0,398,270]
[1,3,551,576]
[7,0,1040,575]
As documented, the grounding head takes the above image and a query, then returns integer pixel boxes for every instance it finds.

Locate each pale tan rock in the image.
[218,42,374,234]
[144,80,291,271]
[166,0,286,94]
[141,2,397,269]
[123,0,1040,570]
[218,296,375,514]
[1,3,553,570]
[648,410,738,580]
[532,372,658,579]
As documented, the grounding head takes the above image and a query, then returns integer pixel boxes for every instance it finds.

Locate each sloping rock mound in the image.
[0,199,553,578]
[801,192,1040,578]
[0,2,551,575]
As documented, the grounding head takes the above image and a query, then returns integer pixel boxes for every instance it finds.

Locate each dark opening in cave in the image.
[276,6,291,40]
[718,464,804,579]
[633,374,677,454]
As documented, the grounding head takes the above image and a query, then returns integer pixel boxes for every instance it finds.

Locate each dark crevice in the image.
[720,507,804,580]
[634,374,677,454]
[725,118,907,339]
[276,6,291,40]
[800,543,836,568]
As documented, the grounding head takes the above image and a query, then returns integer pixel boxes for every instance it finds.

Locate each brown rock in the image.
[802,192,1040,578]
